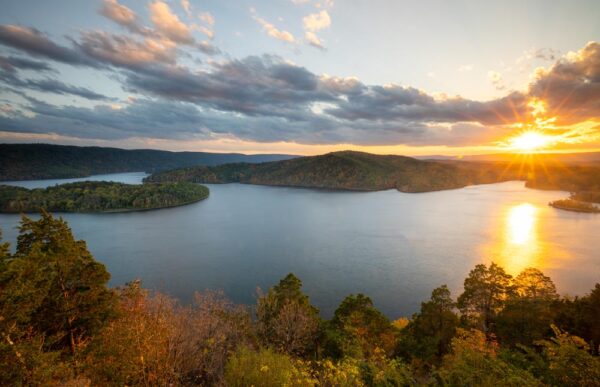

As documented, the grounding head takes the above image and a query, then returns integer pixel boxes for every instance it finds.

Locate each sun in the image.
[509,131,552,152]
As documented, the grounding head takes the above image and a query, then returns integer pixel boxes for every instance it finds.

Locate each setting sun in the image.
[509,131,552,152]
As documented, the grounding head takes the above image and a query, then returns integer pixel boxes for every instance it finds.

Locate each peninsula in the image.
[0,181,209,213]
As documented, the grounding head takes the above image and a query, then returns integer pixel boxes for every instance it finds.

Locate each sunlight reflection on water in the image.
[484,202,569,275]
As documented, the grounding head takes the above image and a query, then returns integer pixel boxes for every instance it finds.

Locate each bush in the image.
[224,347,314,387]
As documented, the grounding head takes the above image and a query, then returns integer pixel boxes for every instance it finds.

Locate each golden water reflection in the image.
[483,202,568,275]
[508,203,536,246]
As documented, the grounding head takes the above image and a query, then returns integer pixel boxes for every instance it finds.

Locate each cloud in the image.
[0,20,598,150]
[251,9,296,43]
[150,1,194,45]
[0,69,112,100]
[303,10,331,31]
[304,31,324,49]
[302,10,330,49]
[527,41,600,125]
[99,0,148,35]
[199,12,215,27]
[76,31,177,68]
[0,25,95,67]
[0,55,54,73]
[181,0,191,15]
[488,70,505,90]
[458,64,473,72]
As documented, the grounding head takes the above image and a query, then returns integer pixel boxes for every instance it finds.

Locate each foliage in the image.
[324,294,398,359]
[554,283,600,355]
[256,273,320,357]
[549,198,600,213]
[147,150,600,196]
[146,151,504,193]
[224,346,314,387]
[0,181,208,213]
[397,285,459,365]
[1,213,600,385]
[0,211,114,385]
[86,283,254,386]
[435,329,542,386]
[536,325,600,386]
[571,191,600,203]
[457,263,513,332]
[495,268,559,347]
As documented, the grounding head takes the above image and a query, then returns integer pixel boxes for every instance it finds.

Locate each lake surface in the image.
[1,173,599,318]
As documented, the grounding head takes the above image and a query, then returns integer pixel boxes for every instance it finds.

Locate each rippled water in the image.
[1,173,598,318]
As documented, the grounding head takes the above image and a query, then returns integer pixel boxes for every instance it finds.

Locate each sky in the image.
[0,0,599,156]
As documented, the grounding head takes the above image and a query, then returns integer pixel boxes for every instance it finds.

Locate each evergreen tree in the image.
[1,211,115,355]
[398,285,459,364]
[458,262,513,333]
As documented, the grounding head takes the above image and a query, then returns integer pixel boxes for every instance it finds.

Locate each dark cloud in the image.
[0,25,96,67]
[528,41,600,125]
[0,19,598,148]
[0,55,54,73]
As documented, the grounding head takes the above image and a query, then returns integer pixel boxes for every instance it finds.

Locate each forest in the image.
[145,151,496,192]
[0,144,294,181]
[146,150,600,197]
[0,212,598,386]
[0,181,209,213]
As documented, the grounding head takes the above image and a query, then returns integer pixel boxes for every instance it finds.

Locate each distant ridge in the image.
[0,143,297,181]
[416,152,600,164]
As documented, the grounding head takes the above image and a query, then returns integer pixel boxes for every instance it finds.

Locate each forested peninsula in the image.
[145,150,600,196]
[0,181,209,213]
[145,151,496,192]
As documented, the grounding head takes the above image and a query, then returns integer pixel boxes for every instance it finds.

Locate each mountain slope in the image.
[145,151,497,192]
[0,143,297,181]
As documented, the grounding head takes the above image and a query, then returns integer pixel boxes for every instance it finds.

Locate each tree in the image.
[398,285,459,364]
[1,211,114,355]
[536,325,600,386]
[554,283,600,355]
[496,268,559,347]
[513,268,558,301]
[324,294,397,359]
[435,328,541,386]
[457,263,513,332]
[256,273,320,357]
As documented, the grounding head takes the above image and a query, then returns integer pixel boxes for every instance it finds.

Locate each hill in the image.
[0,181,209,213]
[145,151,506,192]
[146,150,600,195]
[0,143,297,181]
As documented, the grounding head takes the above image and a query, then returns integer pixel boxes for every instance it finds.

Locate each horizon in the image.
[0,1,599,156]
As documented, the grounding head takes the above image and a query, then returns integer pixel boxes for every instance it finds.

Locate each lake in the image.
[1,173,599,318]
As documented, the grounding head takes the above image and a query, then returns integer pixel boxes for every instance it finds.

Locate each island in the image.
[549,197,600,213]
[0,181,209,213]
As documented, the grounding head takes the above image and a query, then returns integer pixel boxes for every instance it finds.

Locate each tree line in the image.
[0,181,209,213]
[0,212,599,386]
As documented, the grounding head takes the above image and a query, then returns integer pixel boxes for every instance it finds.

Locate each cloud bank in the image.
[0,0,598,150]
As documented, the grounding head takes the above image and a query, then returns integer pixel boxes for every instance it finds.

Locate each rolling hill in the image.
[0,143,297,181]
[145,151,510,192]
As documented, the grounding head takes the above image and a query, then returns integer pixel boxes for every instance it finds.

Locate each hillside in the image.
[0,181,209,213]
[0,143,296,181]
[146,150,600,195]
[145,151,506,192]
